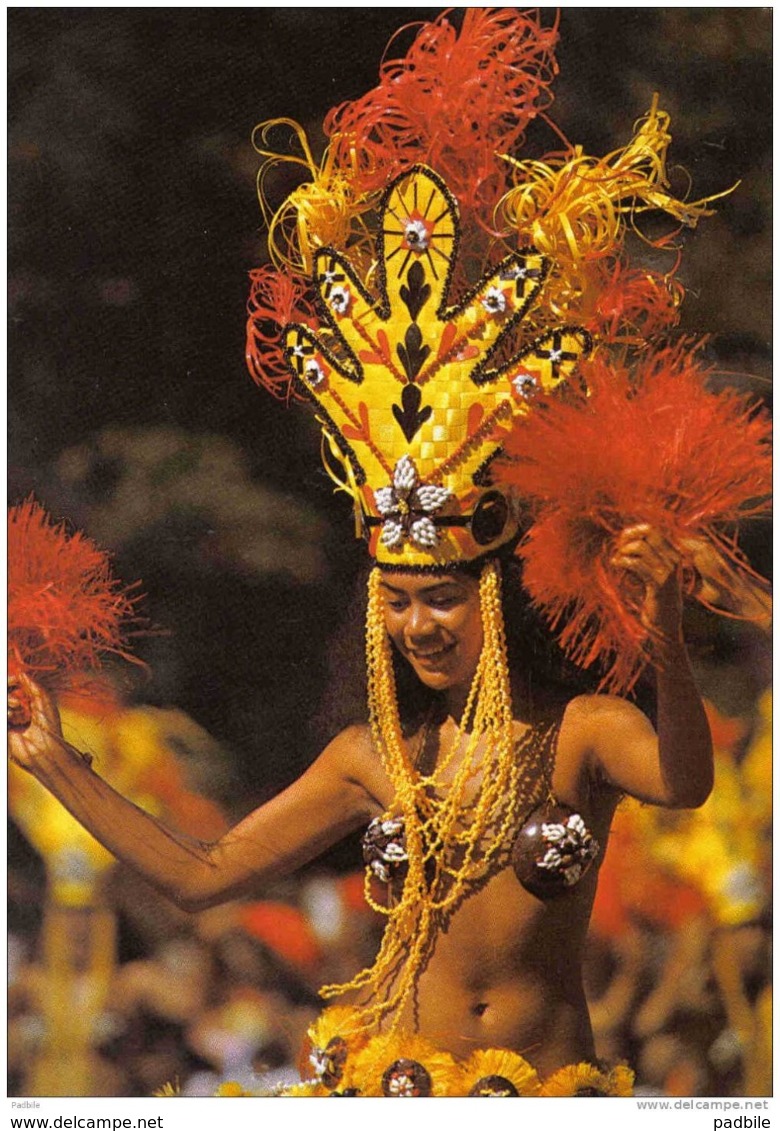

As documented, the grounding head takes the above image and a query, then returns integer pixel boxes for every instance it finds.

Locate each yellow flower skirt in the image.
[282,1006,634,1097]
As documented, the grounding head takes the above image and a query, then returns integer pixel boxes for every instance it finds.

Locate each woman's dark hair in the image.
[311,552,654,746]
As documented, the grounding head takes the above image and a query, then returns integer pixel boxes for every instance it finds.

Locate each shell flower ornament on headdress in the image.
[283,166,591,569]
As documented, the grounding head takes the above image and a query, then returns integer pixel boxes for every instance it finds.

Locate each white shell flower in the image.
[328,285,351,315]
[388,1074,415,1097]
[309,1048,328,1078]
[370,861,391,883]
[501,263,529,282]
[537,810,600,880]
[377,456,451,551]
[481,285,507,315]
[381,818,405,836]
[513,372,538,398]
[304,358,326,387]
[403,219,429,251]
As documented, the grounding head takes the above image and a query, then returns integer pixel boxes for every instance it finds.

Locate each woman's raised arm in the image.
[573,524,714,809]
[8,673,377,911]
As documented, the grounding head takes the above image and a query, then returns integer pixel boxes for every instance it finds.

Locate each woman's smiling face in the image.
[380,572,484,697]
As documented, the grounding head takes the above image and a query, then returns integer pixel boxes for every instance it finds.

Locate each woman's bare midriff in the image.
[351,863,599,1077]
[396,866,599,1075]
[350,710,617,1078]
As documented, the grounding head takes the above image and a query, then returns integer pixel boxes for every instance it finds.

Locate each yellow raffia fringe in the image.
[498,97,733,327]
[350,1031,462,1097]
[319,560,539,1034]
[285,1005,630,1096]
[253,119,378,276]
[460,1047,542,1095]
[540,1061,634,1096]
[608,1064,636,1096]
[307,1004,369,1050]
[320,427,365,539]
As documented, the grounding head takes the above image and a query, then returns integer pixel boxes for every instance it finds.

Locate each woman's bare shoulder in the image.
[319,724,389,808]
[550,694,655,807]
[323,722,372,761]
[559,693,656,759]
[562,692,651,727]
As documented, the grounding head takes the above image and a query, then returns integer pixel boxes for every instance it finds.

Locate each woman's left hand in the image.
[610,524,684,649]
[598,524,713,811]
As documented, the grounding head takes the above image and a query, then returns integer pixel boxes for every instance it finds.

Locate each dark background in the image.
[8,8,772,814]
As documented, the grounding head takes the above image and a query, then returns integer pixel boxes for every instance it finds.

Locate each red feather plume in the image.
[494,345,771,692]
[583,258,684,344]
[324,8,559,225]
[8,499,141,692]
[245,264,317,402]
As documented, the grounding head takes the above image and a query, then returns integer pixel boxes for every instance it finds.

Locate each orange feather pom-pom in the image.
[494,345,771,692]
[324,8,558,226]
[8,499,141,692]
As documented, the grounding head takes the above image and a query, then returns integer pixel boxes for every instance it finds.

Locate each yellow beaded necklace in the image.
[319,559,553,1034]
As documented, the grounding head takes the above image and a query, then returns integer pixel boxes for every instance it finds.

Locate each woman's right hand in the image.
[7,672,63,773]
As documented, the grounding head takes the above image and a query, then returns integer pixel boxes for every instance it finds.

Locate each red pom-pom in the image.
[245,265,316,402]
[324,8,558,227]
[8,499,141,690]
[495,345,771,692]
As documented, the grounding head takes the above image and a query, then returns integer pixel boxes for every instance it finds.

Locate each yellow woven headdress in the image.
[246,10,723,576]
[283,165,591,569]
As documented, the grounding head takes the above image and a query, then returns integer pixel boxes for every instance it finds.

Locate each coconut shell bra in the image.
[361,722,601,900]
[509,799,600,897]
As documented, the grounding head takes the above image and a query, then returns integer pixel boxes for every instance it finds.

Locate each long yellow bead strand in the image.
[320,561,540,1034]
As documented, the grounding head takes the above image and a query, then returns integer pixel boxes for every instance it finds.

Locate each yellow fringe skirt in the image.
[282,1006,634,1097]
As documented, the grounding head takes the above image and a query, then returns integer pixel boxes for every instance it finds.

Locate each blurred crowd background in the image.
[8,8,772,1098]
